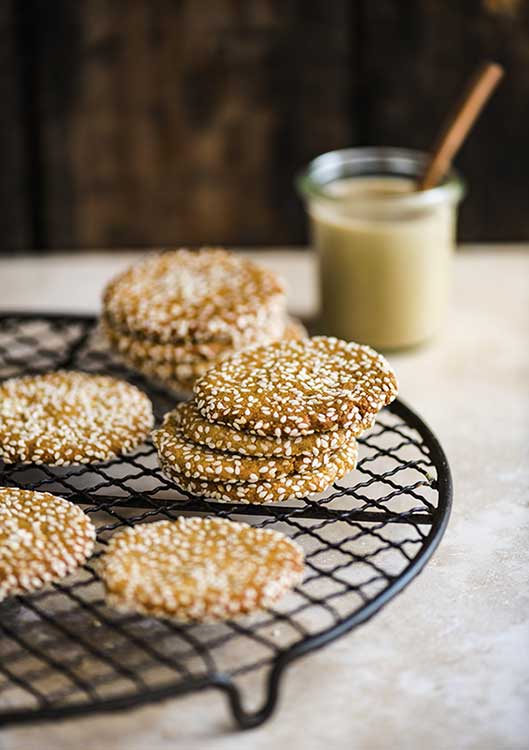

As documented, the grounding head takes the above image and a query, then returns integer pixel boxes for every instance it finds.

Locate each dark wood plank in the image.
[35,0,353,249]
[12,1,527,248]
[0,1,32,252]
[362,0,529,241]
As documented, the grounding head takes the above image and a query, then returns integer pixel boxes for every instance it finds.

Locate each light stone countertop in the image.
[0,246,528,750]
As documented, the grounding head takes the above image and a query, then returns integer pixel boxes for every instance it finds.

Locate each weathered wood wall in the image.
[1,0,527,252]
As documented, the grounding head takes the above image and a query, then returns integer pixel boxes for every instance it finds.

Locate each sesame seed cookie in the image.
[0,488,96,600]
[160,439,358,504]
[195,336,398,438]
[169,401,370,458]
[98,517,304,622]
[153,412,338,483]
[102,248,286,345]
[0,371,154,465]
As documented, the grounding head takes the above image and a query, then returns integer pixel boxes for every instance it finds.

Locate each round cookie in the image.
[161,439,358,504]
[98,517,304,622]
[169,401,371,458]
[103,248,286,344]
[153,413,338,483]
[0,488,96,600]
[194,336,398,438]
[0,371,154,465]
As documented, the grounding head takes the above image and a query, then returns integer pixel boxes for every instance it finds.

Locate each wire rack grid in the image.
[0,313,452,729]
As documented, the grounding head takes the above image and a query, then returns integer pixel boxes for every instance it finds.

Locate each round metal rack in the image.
[0,314,452,729]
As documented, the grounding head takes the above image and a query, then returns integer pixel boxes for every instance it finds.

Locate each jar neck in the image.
[296,147,465,210]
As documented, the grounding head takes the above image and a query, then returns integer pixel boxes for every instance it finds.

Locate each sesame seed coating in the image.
[102,248,286,344]
[108,352,217,386]
[98,517,304,622]
[160,439,358,504]
[153,409,340,484]
[101,312,290,365]
[194,336,398,438]
[0,371,154,465]
[0,488,96,600]
[169,401,370,458]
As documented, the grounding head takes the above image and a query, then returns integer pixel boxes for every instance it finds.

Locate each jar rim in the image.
[296,147,465,208]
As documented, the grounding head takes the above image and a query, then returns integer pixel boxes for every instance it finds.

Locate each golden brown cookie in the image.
[153,411,338,483]
[102,248,286,344]
[98,517,304,622]
[195,336,398,438]
[168,401,371,458]
[0,488,96,600]
[160,438,358,503]
[0,371,154,465]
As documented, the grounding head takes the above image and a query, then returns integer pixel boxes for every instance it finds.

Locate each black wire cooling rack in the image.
[0,313,452,730]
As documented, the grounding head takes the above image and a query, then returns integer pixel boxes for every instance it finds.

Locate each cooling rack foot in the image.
[215,666,283,730]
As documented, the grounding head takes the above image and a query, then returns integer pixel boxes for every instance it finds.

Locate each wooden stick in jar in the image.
[418,61,504,191]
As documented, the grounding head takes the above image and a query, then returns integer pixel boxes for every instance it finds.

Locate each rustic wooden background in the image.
[2,0,528,253]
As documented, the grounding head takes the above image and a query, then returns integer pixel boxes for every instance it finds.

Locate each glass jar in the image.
[296,147,465,349]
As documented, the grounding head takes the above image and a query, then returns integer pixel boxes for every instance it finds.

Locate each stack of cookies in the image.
[153,336,398,504]
[102,247,306,394]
